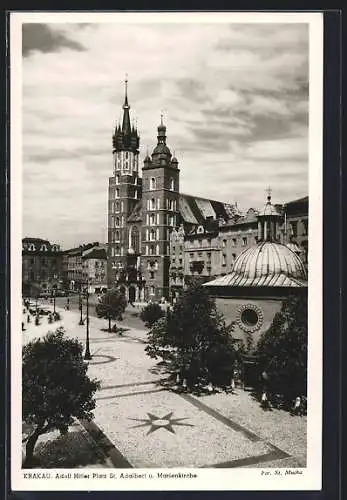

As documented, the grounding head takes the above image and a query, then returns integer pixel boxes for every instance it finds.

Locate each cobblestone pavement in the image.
[22,303,307,469]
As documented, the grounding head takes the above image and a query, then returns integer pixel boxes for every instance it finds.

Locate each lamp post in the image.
[53,289,56,315]
[79,286,84,325]
[84,285,91,360]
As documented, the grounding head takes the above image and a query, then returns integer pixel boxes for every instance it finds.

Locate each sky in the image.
[21,17,309,249]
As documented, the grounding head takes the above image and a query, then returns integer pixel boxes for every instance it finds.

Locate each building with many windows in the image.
[107,82,308,303]
[22,237,63,296]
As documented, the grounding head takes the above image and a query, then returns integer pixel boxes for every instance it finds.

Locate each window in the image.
[151,198,156,210]
[115,202,120,212]
[115,246,120,256]
[156,228,160,240]
[157,198,160,210]
[168,199,174,211]
[156,213,160,225]
[232,238,237,247]
[155,260,159,270]
[115,188,120,198]
[150,245,155,256]
[125,152,129,159]
[242,237,247,246]
[121,201,124,212]
[290,221,298,237]
[232,253,236,261]
[207,252,211,262]
[170,178,175,191]
[115,217,120,227]
[222,239,227,248]
[179,258,183,266]
[222,254,227,266]
[40,244,47,252]
[156,244,160,255]
[150,229,155,241]
[150,177,156,190]
[150,271,155,279]
[150,286,155,295]
[115,230,120,241]
[115,175,120,185]
[241,308,258,326]
[150,213,156,226]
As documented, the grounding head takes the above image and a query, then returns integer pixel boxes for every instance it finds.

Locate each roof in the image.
[127,193,239,226]
[284,196,309,206]
[82,248,107,260]
[204,241,307,288]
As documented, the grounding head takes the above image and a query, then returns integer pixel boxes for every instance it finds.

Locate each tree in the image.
[256,293,308,402]
[145,283,236,389]
[22,328,100,467]
[95,287,127,332]
[140,302,164,328]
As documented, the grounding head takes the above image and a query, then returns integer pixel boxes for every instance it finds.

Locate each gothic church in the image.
[107,82,238,302]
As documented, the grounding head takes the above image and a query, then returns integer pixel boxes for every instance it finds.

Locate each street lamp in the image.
[84,284,91,360]
[53,289,56,315]
[79,287,84,325]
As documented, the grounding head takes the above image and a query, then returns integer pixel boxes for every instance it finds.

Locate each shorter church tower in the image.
[107,80,141,287]
[141,118,180,301]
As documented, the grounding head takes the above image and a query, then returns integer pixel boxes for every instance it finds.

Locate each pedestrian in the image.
[292,396,303,416]
[261,390,270,410]
[230,377,236,393]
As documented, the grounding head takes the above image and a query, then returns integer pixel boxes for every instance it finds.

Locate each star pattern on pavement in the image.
[129,412,194,435]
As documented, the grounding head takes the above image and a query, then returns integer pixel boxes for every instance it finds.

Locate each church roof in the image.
[126,194,238,226]
[204,241,307,288]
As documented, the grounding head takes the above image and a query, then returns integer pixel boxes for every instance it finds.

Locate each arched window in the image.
[29,244,35,251]
[115,175,120,185]
[40,244,48,252]
[170,178,175,191]
[131,226,140,254]
[115,230,120,241]
[115,201,120,212]
[150,214,155,226]
[150,245,155,256]
[115,188,120,198]
[151,198,156,210]
[150,229,156,241]
[150,178,156,190]
[115,217,120,227]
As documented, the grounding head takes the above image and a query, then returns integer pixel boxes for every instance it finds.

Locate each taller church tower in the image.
[141,118,180,301]
[107,80,141,286]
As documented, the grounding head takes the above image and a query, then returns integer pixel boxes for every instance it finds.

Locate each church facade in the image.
[107,83,308,303]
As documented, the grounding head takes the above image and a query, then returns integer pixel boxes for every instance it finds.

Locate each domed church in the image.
[203,193,308,352]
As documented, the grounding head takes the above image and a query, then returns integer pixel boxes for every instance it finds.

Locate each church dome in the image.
[152,143,172,156]
[205,241,307,288]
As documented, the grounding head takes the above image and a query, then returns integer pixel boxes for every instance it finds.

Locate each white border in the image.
[10,11,323,491]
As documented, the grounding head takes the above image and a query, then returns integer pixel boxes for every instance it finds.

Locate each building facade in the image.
[107,83,309,302]
[82,246,108,294]
[62,242,104,291]
[22,237,63,296]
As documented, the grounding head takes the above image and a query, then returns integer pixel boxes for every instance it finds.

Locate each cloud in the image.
[22,23,86,57]
[20,18,309,248]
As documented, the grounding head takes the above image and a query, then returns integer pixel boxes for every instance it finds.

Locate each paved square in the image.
[22,305,306,469]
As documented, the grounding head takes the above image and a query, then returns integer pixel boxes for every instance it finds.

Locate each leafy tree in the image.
[256,293,308,402]
[140,302,164,327]
[95,287,127,332]
[145,283,236,389]
[22,328,100,467]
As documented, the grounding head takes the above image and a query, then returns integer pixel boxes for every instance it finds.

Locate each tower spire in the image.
[124,74,129,108]
[121,74,131,137]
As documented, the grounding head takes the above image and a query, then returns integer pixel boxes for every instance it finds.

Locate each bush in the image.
[140,303,164,328]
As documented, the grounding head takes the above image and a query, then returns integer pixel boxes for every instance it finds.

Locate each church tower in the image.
[141,117,180,301]
[108,79,141,286]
